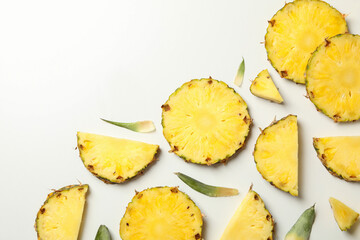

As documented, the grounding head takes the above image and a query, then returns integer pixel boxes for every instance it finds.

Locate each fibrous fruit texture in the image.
[329,197,359,231]
[250,69,283,103]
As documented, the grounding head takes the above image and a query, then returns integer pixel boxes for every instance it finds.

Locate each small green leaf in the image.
[234,57,245,86]
[95,225,111,240]
[174,172,239,197]
[100,118,155,133]
[285,205,316,240]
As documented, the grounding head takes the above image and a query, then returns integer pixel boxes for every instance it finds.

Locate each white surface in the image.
[1,0,360,239]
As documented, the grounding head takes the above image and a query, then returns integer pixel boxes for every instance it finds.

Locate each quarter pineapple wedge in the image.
[120,187,203,240]
[313,136,360,181]
[77,132,159,183]
[220,186,274,240]
[265,0,347,84]
[250,69,283,103]
[254,115,298,196]
[306,34,360,122]
[162,78,251,165]
[329,197,359,231]
[35,184,89,240]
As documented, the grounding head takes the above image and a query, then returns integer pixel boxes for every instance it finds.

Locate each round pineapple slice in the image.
[306,34,360,122]
[120,187,203,240]
[161,78,251,165]
[265,0,347,84]
[35,184,89,240]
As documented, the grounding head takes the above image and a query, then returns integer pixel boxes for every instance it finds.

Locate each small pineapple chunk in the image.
[35,185,88,240]
[250,69,283,103]
[313,136,360,181]
[77,132,159,183]
[120,187,203,240]
[254,115,298,196]
[329,197,359,231]
[220,187,274,240]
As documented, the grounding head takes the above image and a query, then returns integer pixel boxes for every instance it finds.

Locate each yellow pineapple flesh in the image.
[329,197,359,231]
[265,0,347,84]
[120,187,203,240]
[77,132,159,183]
[306,34,360,122]
[161,78,251,165]
[254,115,298,196]
[35,185,88,240]
[313,136,360,181]
[220,187,274,240]
[250,69,283,103]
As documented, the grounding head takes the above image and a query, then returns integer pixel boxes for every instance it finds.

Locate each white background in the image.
[1,0,360,239]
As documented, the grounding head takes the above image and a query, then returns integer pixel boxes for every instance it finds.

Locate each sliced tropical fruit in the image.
[77,132,159,183]
[174,172,239,197]
[35,184,88,240]
[254,115,298,196]
[306,34,360,122]
[329,197,359,231]
[220,186,274,240]
[162,78,251,165]
[100,118,155,133]
[250,69,283,103]
[120,187,203,240]
[285,205,316,240]
[313,136,360,181]
[265,0,347,84]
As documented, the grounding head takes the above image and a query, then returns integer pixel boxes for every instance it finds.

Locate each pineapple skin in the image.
[254,115,298,196]
[77,133,159,184]
[34,184,89,240]
[161,78,252,165]
[306,34,360,122]
[265,0,347,84]
[313,137,360,181]
[120,186,203,240]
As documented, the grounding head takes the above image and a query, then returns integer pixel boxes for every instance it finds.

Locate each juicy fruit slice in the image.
[254,115,298,196]
[313,136,360,181]
[250,69,283,103]
[35,185,88,240]
[285,205,316,240]
[120,187,203,240]
[77,132,159,183]
[162,78,251,165]
[329,197,359,231]
[306,34,360,122]
[265,0,347,84]
[175,172,239,197]
[220,187,274,240]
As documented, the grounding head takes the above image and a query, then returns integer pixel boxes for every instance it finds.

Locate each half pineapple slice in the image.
[313,136,360,181]
[162,78,251,165]
[77,132,159,183]
[250,69,283,103]
[254,115,298,196]
[265,0,347,84]
[329,197,359,231]
[306,34,360,122]
[35,184,88,240]
[220,187,274,240]
[120,187,203,240]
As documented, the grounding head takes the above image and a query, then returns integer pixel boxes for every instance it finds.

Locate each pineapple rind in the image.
[220,188,274,240]
[265,0,347,84]
[35,184,89,240]
[162,78,251,165]
[77,132,159,184]
[254,115,298,196]
[120,186,203,240]
[313,136,360,181]
[306,34,360,122]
